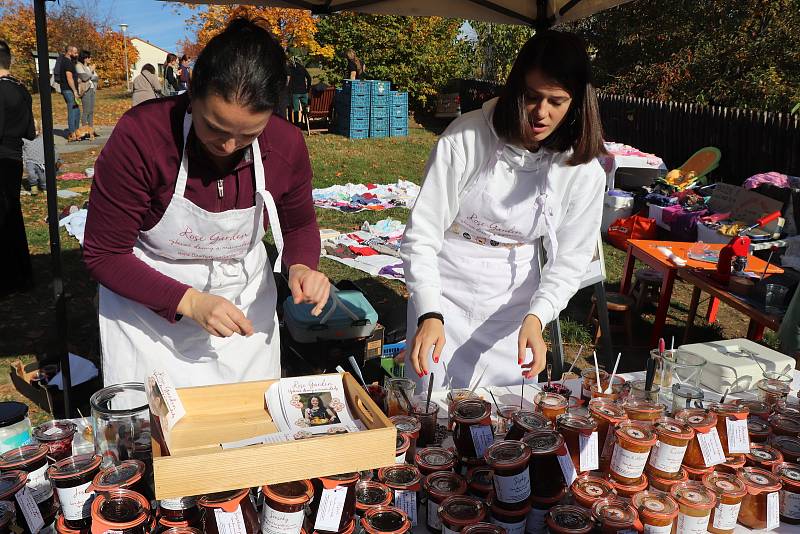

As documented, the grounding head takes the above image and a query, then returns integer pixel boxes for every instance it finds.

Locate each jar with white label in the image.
[157,496,201,527]
[198,489,260,534]
[609,421,656,484]
[555,414,597,475]
[738,467,783,530]
[668,480,716,534]
[647,419,693,480]
[486,491,530,532]
[747,416,772,444]
[422,471,466,533]
[483,440,530,511]
[570,473,615,510]
[415,448,458,476]
[709,403,749,457]
[587,399,627,473]
[0,402,32,455]
[773,461,800,524]
[90,488,150,534]
[355,481,392,520]
[360,505,411,534]
[590,496,642,533]
[646,464,687,494]
[0,470,51,534]
[47,453,102,530]
[674,409,718,469]
[773,435,800,463]
[391,416,421,465]
[310,473,359,534]
[0,444,54,519]
[631,490,678,533]
[545,504,593,534]
[395,434,411,465]
[746,443,784,470]
[451,399,492,465]
[437,495,487,532]
[701,471,747,534]
[261,480,313,534]
[609,473,648,500]
[521,430,566,500]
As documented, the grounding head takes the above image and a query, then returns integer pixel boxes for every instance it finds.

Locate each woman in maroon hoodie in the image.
[84,18,328,387]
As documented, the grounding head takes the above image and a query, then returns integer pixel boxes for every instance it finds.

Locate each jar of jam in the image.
[411,401,440,449]
[774,435,800,463]
[521,430,566,499]
[355,481,393,520]
[493,405,520,437]
[157,516,194,533]
[674,408,719,469]
[199,489,260,534]
[609,421,656,484]
[773,461,800,524]
[48,453,102,530]
[570,473,615,510]
[312,520,355,534]
[451,399,493,464]
[423,472,466,532]
[646,464,687,495]
[391,416,422,464]
[669,480,716,534]
[483,440,530,511]
[261,480,313,534]
[415,448,457,476]
[157,497,201,526]
[32,421,77,464]
[591,376,626,401]
[360,506,411,534]
[55,514,83,534]
[486,491,530,533]
[90,460,150,500]
[465,467,492,500]
[709,403,749,457]
[545,504,593,534]
[555,414,597,474]
[746,443,783,471]
[647,419,693,480]
[0,444,54,515]
[769,413,800,438]
[590,497,642,533]
[756,378,791,406]
[378,464,421,526]
[716,454,745,474]
[620,399,662,423]
[609,473,648,501]
[395,434,411,465]
[587,399,627,472]
[682,464,714,481]
[0,470,53,533]
[90,489,150,534]
[527,487,566,533]
[734,399,771,420]
[533,392,568,423]
[437,495,486,532]
[747,416,772,443]
[503,411,550,442]
[738,466,783,530]
[310,473,360,534]
[701,471,747,534]
[161,529,201,534]
[460,523,505,534]
[632,490,678,533]
[581,368,609,403]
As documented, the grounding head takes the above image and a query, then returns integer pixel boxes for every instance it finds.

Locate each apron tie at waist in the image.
[259,190,284,272]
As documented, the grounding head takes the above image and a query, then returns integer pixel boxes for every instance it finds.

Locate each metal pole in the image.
[33,0,72,418]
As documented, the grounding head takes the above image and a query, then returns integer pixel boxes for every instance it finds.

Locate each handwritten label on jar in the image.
[767,491,780,530]
[470,425,494,459]
[43,427,62,436]
[676,511,710,534]
[27,462,53,503]
[712,502,741,530]
[643,524,672,534]
[395,490,417,527]
[490,517,525,534]
[427,501,442,530]
[610,443,650,479]
[56,481,94,521]
[648,440,687,474]
[556,445,577,486]
[525,506,548,534]
[780,489,800,519]
[725,418,750,454]
[579,432,599,471]
[213,506,247,534]
[15,486,44,533]
[261,504,304,534]
[695,427,726,466]
[493,470,531,504]
[601,428,617,459]
[314,486,347,532]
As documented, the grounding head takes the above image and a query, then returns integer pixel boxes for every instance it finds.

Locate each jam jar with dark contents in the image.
[609,421,656,484]
[773,461,800,524]
[156,516,194,533]
[528,486,566,533]
[0,470,52,533]
[757,378,791,406]
[533,392,568,423]
[646,464,687,494]
[55,514,84,534]
[521,429,566,499]
[709,403,749,457]
[391,416,422,464]
[437,495,487,533]
[395,434,411,465]
[416,447,457,476]
[160,529,202,534]
[503,411,550,442]
[486,491,530,532]
[261,480,313,534]
[631,490,678,533]
[609,473,648,500]
[570,473,615,510]
[465,466,492,500]
[622,398,664,423]
[590,497,642,534]
[157,496,201,526]
[587,399,627,472]
[451,399,493,465]
[734,399,771,420]
[311,473,359,534]
[738,467,783,530]
[198,489,260,534]
[32,421,77,464]
[647,418,694,480]
[90,488,150,534]
[674,408,719,469]
[423,472,466,532]
[581,368,609,404]
[774,435,800,463]
[701,471,747,534]
[747,416,772,444]
[360,505,412,534]
[746,443,784,470]
[378,464,422,525]
[355,481,392,519]
[459,523,504,534]
[483,440,530,511]
[769,413,800,438]
[90,460,150,500]
[556,414,597,474]
[545,504,593,534]
[0,444,54,514]
[48,453,102,530]
[669,480,717,534]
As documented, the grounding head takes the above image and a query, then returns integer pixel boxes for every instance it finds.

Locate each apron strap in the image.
[252,135,284,273]
[175,112,193,198]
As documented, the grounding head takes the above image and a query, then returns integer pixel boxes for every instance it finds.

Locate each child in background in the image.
[22,121,60,194]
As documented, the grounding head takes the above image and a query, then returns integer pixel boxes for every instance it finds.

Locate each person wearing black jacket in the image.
[0,41,36,297]
[163,53,180,96]
[287,57,312,125]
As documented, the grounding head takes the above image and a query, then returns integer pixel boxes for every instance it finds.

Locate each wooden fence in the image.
[598,93,800,183]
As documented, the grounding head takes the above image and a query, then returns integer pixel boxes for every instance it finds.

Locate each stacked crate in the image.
[336,80,371,139]
[389,91,409,137]
[369,80,391,138]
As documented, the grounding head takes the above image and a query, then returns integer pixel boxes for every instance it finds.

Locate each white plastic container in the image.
[602,191,634,235]
[0,402,32,453]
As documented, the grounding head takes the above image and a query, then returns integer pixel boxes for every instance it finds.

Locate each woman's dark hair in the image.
[78,50,91,63]
[141,63,155,75]
[492,30,606,165]
[180,54,188,63]
[345,49,363,76]
[165,53,177,65]
[307,396,326,410]
[191,17,287,112]
[0,41,10,70]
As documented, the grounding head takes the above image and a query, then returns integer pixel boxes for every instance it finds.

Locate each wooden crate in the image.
[152,373,395,499]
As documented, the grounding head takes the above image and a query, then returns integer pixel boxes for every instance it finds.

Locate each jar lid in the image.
[702,471,747,499]
[588,399,627,421]
[556,414,597,434]
[615,421,657,446]
[721,454,746,469]
[377,464,421,488]
[623,399,664,417]
[484,440,531,468]
[0,470,26,499]
[415,447,457,470]
[748,444,784,465]
[674,408,717,432]
[546,504,593,534]
[571,473,615,502]
[361,506,411,534]
[774,435,800,457]
[631,490,679,521]
[521,429,564,455]
[487,491,531,517]
[653,418,694,441]
[262,479,313,506]
[460,523,506,534]
[511,411,551,431]
[681,463,714,478]
[197,488,249,511]
[646,464,687,485]
[423,471,467,499]
[535,392,568,409]
[452,399,491,424]
[93,460,146,491]
[591,497,639,529]
[320,472,360,485]
[92,489,150,529]
[669,481,716,510]
[32,420,77,442]
[741,467,783,494]
[735,399,771,415]
[710,402,748,419]
[773,462,800,488]
[466,466,493,491]
[90,383,149,415]
[0,444,48,469]
[390,415,421,435]
[769,414,800,433]
[0,402,28,427]
[355,481,392,509]
[748,416,771,434]
[395,433,410,454]
[438,495,487,527]
[757,378,791,394]
[48,453,102,481]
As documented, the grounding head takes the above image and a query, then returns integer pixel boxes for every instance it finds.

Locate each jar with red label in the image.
[451,399,492,465]
[581,368,608,403]
[486,491,530,533]
[157,497,201,526]
[355,481,392,520]
[32,421,77,464]
[503,411,550,442]
[709,403,749,457]
[533,392,568,423]
[682,463,714,481]
[261,480,313,534]
[0,470,54,533]
[647,418,693,480]
[360,506,411,534]
[198,489,259,534]
[310,473,359,534]
[756,378,791,406]
[773,461,800,524]
[391,416,421,464]
[48,453,102,530]
[587,399,627,472]
[415,448,457,476]
[701,471,747,534]
[90,460,150,500]
[465,466,492,500]
[483,440,530,511]
[747,416,772,443]
[437,495,486,532]
[769,413,800,438]
[423,471,466,533]
[609,421,656,484]
[545,504,593,534]
[570,473,615,510]
[395,434,411,465]
[734,399,770,420]
[632,490,678,532]
[0,444,54,522]
[555,414,597,475]
[609,473,648,501]
[738,466,783,530]
[646,464,687,494]
[590,497,642,533]
[90,489,150,534]
[746,443,784,470]
[669,480,716,534]
[521,430,566,499]
[527,486,566,533]
[622,399,664,423]
[774,435,800,463]
[674,408,718,469]
[716,454,745,474]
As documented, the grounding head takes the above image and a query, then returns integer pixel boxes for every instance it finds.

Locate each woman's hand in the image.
[409,318,445,377]
[519,314,547,379]
[288,264,330,316]
[177,288,254,337]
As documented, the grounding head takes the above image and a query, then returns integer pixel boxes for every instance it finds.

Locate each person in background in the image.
[178,55,192,92]
[22,120,60,195]
[131,64,162,106]
[287,56,311,125]
[162,53,179,96]
[344,49,364,81]
[75,50,98,137]
[57,45,81,141]
[0,40,36,297]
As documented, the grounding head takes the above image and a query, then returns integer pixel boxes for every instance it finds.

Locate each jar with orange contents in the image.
[709,403,749,457]
[631,490,678,533]
[682,462,714,481]
[609,421,656,484]
[716,454,745,474]
[773,461,800,524]
[646,464,687,494]
[702,471,747,534]
[608,473,647,501]
[622,399,664,423]
[774,435,800,463]
[647,418,694,480]
[556,414,597,474]
[674,408,719,469]
[570,474,615,510]
[545,505,594,534]
[756,378,791,406]
[581,368,609,404]
[591,376,625,401]
[669,480,716,534]
[747,416,772,443]
[587,399,627,472]
[738,467,783,530]
[746,443,784,470]
[533,392,568,423]
[590,497,642,534]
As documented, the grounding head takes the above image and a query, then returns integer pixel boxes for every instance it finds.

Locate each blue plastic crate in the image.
[390,115,408,129]
[370,128,389,139]
[370,105,389,118]
[390,91,409,107]
[382,340,406,357]
[369,80,391,97]
[390,126,408,137]
[390,105,407,119]
[371,93,389,108]
[338,105,369,120]
[370,116,389,129]
[340,128,369,139]
[340,116,369,131]
[338,91,371,108]
[342,79,370,95]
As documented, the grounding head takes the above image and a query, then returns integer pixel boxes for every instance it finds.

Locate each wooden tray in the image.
[152,373,395,499]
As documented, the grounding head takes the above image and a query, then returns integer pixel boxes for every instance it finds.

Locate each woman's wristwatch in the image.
[417,312,444,327]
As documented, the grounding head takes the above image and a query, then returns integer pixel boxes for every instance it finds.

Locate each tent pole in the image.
[33,0,72,418]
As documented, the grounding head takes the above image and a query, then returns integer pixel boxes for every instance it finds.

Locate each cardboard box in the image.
[152,373,395,499]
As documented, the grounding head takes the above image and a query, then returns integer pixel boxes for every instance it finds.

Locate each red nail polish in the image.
[418,371,424,378]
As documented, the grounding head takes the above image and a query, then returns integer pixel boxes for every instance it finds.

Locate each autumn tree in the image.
[467,22,534,82]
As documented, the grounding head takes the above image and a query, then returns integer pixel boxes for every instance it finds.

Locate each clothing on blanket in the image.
[313,180,420,212]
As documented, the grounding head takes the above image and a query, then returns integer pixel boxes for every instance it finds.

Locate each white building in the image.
[130,37,172,81]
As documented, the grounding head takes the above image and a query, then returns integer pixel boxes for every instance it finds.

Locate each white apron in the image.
[406,143,559,389]
[99,112,284,388]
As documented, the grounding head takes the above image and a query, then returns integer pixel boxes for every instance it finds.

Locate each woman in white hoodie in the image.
[401,31,607,389]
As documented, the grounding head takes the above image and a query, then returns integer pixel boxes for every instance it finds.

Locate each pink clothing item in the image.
[744,172,790,190]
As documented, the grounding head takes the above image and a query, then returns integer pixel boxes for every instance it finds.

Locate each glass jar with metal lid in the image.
[527,486,566,533]
[0,402,32,455]
[483,440,530,511]
[756,378,791,406]
[261,480,313,534]
[415,447,457,476]
[545,504,594,534]
[198,489,260,534]
[669,480,717,534]
[632,490,678,533]
[647,418,694,480]
[682,463,715,481]
[738,466,783,530]
[701,471,747,534]
[423,471,466,533]
[581,368,609,403]
[773,461,800,524]
[590,497,642,534]
[157,496,201,525]
[437,495,487,532]
[90,488,151,534]
[360,506,411,534]
[0,470,54,533]
[503,411,550,442]
[520,430,566,499]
